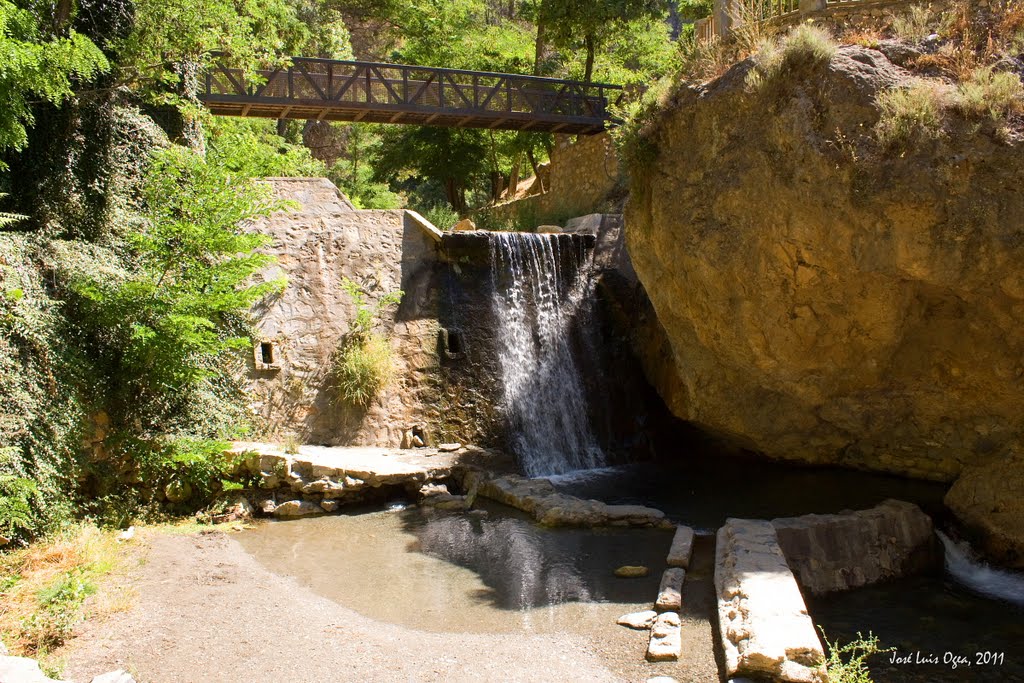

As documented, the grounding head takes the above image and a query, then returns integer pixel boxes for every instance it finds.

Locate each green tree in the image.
[72,145,286,422]
[0,0,108,167]
[537,0,668,82]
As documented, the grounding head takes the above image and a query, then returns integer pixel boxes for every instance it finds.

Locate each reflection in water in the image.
[410,509,668,609]
[236,503,669,634]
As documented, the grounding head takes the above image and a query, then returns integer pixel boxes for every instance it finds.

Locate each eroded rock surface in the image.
[772,499,939,594]
[715,519,827,683]
[625,44,1024,488]
[945,450,1024,568]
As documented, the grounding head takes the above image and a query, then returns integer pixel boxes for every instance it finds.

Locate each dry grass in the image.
[747,24,837,90]
[890,4,934,43]
[875,80,950,147]
[841,28,884,50]
[0,525,135,659]
[957,65,1024,119]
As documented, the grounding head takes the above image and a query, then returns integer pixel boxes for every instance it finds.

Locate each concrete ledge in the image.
[715,519,827,683]
[405,209,444,243]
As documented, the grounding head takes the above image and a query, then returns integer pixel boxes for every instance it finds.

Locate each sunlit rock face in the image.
[625,44,1024,494]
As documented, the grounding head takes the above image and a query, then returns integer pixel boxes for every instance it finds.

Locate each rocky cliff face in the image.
[625,46,1024,559]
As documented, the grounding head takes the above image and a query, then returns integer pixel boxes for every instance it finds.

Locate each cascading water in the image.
[489,232,604,477]
[938,530,1024,605]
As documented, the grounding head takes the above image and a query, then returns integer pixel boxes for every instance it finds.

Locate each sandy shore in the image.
[59,528,721,683]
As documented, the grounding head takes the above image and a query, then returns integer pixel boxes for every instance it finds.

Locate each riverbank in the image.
[56,524,720,682]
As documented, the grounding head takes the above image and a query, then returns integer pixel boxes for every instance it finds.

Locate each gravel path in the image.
[59,529,721,683]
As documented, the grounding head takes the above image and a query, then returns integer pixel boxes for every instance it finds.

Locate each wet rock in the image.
[272,500,322,518]
[91,671,136,683]
[945,450,1024,569]
[646,612,681,662]
[614,565,649,578]
[479,474,667,528]
[617,610,658,629]
[667,525,694,568]
[0,656,62,683]
[772,500,939,595]
[656,568,685,611]
[320,499,340,513]
[715,519,827,683]
[257,497,277,515]
[301,478,345,495]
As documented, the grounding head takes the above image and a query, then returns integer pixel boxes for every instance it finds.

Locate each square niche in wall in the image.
[254,340,281,371]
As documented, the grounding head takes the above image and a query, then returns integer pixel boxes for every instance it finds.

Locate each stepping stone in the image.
[655,567,685,611]
[646,612,681,662]
[616,610,657,629]
[614,565,649,578]
[667,525,695,568]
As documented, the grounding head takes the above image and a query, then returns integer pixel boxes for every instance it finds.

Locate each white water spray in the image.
[938,530,1024,605]
[489,232,604,477]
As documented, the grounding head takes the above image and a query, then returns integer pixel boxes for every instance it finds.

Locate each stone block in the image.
[656,568,685,611]
[715,519,827,683]
[772,499,939,595]
[646,612,681,662]
[667,525,695,568]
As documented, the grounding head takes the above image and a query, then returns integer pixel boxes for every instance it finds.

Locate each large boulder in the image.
[772,499,939,595]
[624,44,1024,486]
[945,449,1024,569]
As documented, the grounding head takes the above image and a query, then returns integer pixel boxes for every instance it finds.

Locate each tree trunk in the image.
[534,18,547,75]
[527,148,544,193]
[583,33,595,83]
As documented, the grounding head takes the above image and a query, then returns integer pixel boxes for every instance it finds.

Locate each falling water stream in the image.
[488,232,604,477]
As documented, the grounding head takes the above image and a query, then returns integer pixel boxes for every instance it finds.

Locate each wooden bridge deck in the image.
[200,57,621,135]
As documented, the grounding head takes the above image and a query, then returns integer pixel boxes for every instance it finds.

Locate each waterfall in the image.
[489,232,604,477]
[938,530,1024,605]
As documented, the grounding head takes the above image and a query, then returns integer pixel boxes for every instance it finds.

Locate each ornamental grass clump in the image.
[746,24,837,90]
[332,277,402,408]
[957,66,1024,120]
[875,80,949,147]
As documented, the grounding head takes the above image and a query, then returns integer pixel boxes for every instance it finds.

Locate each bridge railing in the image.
[201,56,621,123]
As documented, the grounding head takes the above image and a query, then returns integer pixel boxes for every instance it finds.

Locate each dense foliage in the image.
[0,0,687,542]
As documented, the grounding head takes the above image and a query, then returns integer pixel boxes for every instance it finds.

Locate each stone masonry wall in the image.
[482,133,622,228]
[244,178,444,447]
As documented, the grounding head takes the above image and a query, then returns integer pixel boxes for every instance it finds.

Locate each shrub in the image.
[875,80,948,147]
[423,203,460,231]
[332,278,402,407]
[890,5,933,43]
[822,630,893,683]
[957,66,1024,120]
[333,333,394,407]
[746,25,836,90]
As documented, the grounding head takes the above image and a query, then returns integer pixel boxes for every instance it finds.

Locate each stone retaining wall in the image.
[481,133,622,228]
